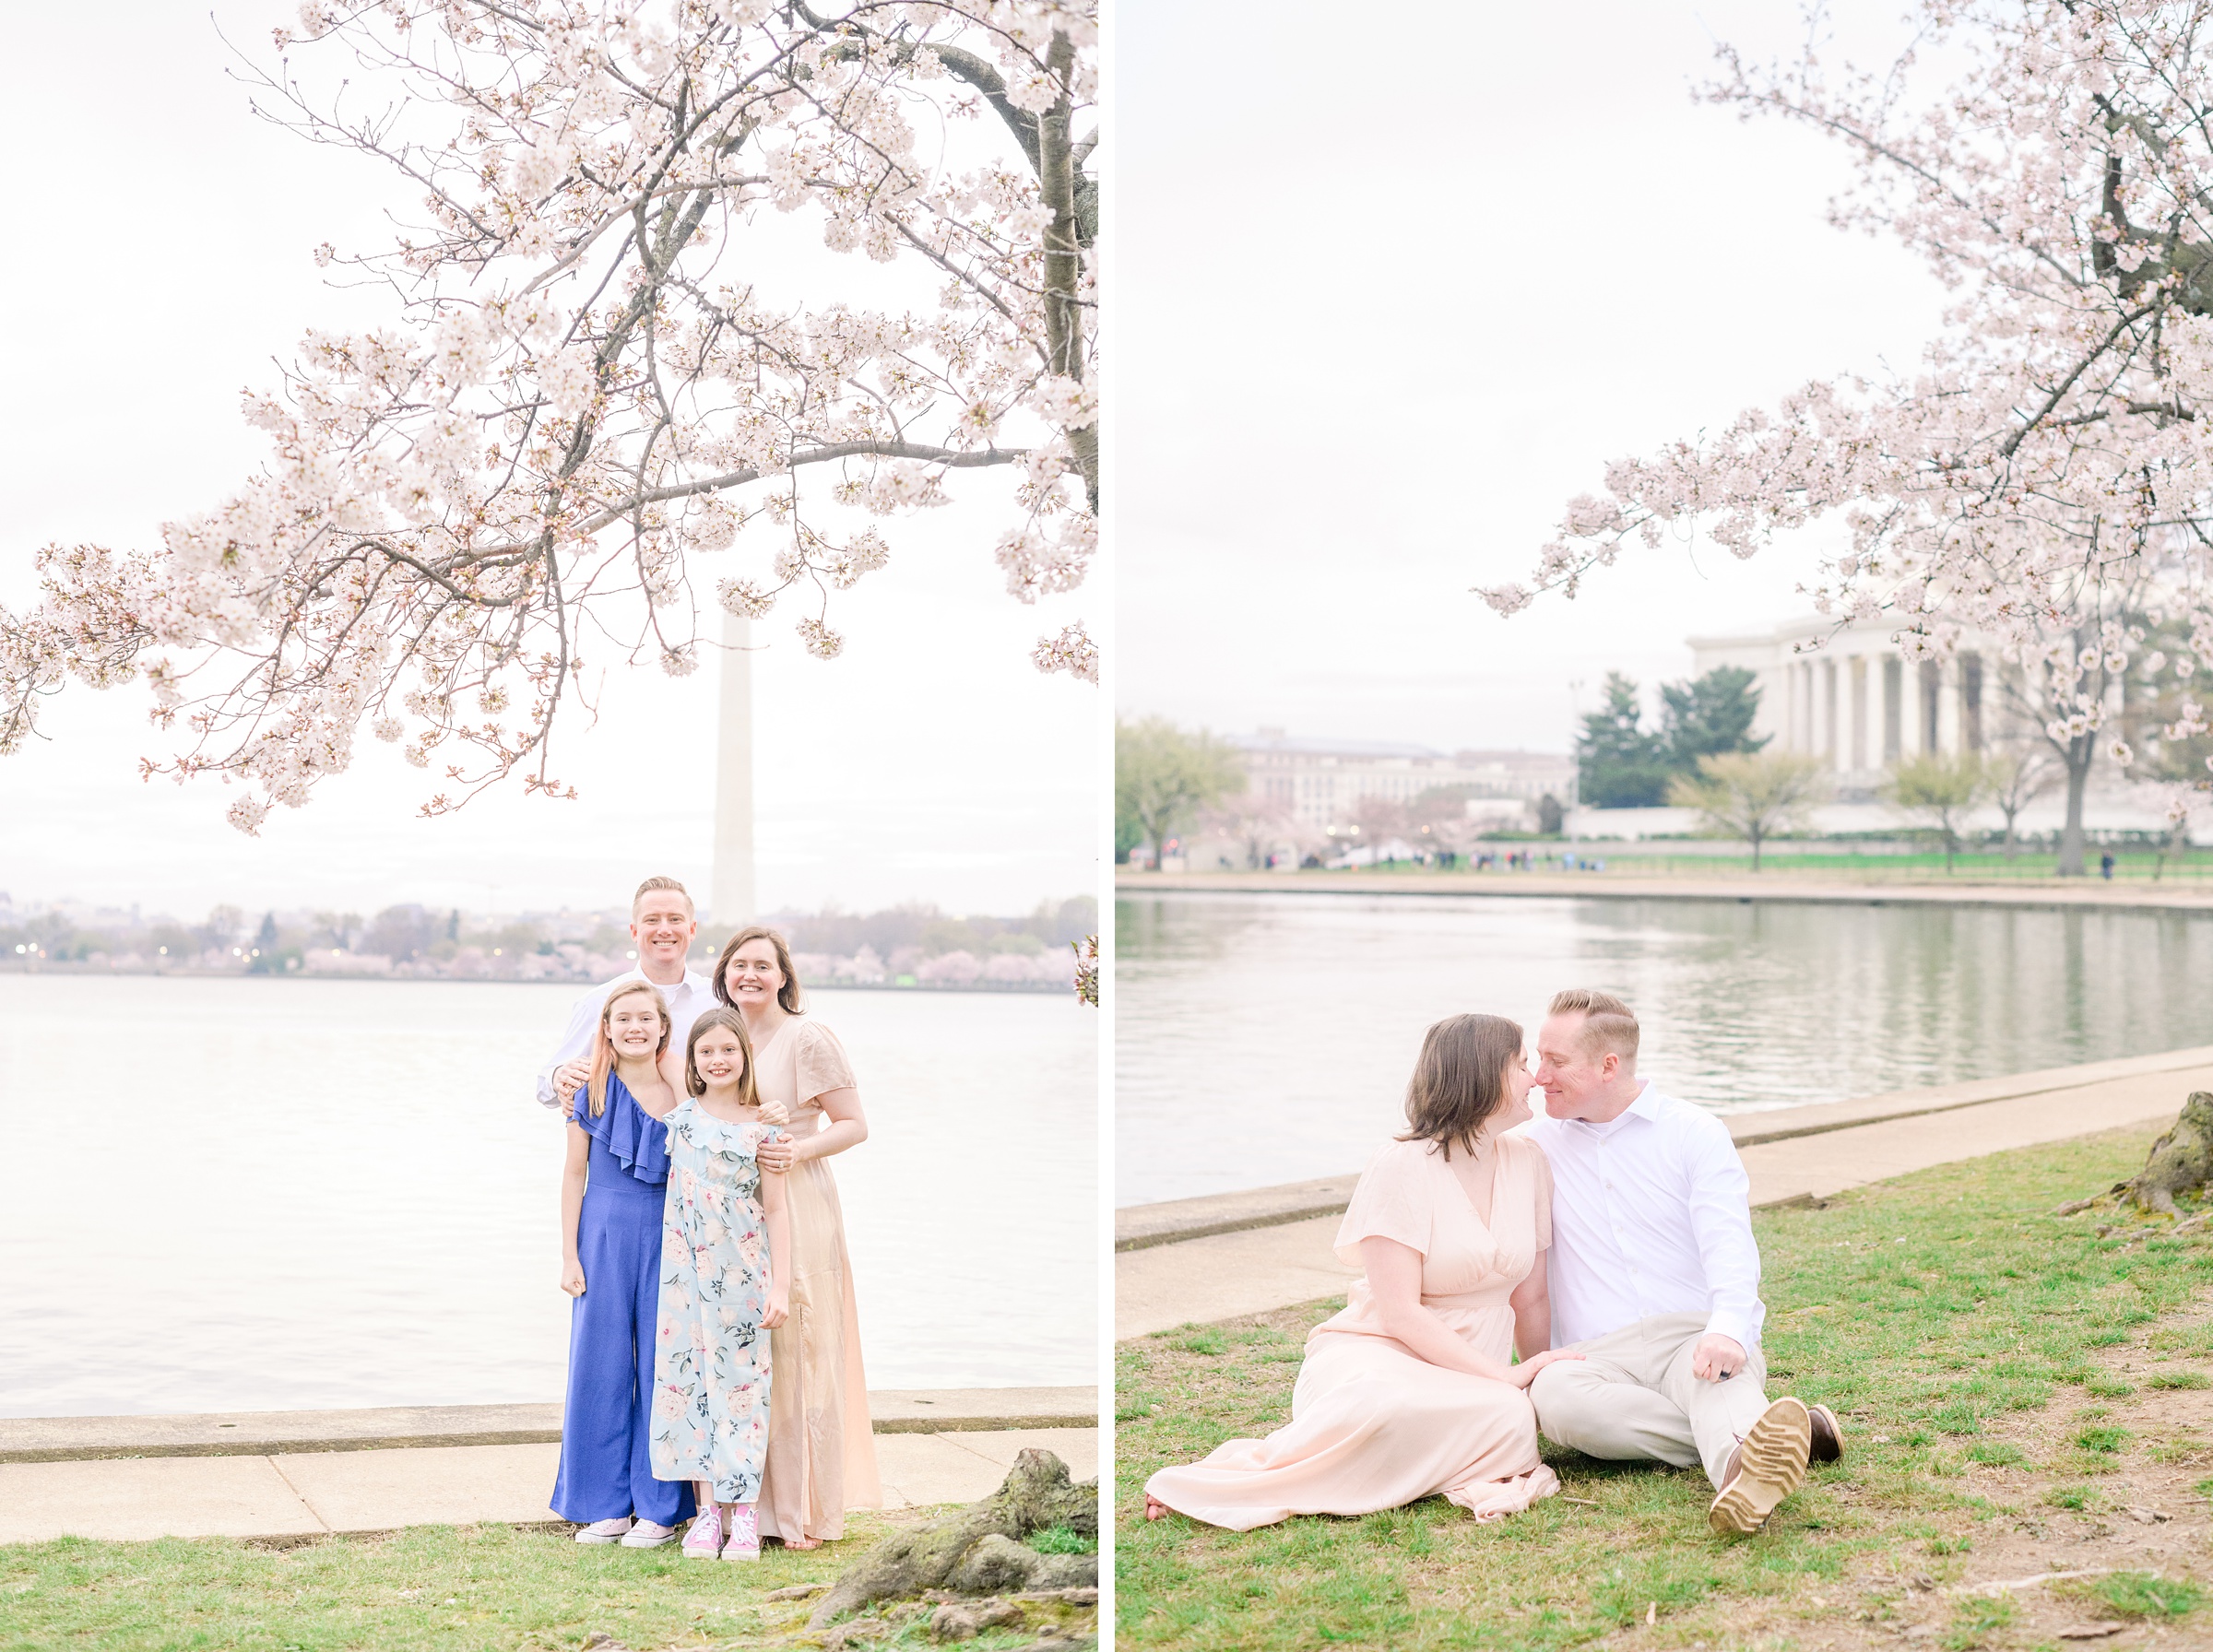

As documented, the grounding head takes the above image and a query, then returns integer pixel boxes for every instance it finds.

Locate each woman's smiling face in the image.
[722,941,785,1008]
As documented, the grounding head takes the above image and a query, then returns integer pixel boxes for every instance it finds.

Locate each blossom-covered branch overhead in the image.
[0,0,1097,832]
[1482,0,2213,820]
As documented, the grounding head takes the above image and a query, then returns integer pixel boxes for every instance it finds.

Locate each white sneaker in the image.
[574,1517,633,1544]
[620,1520,677,1548]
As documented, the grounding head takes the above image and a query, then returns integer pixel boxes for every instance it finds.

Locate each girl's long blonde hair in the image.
[587,982,672,1116]
[683,1006,761,1105]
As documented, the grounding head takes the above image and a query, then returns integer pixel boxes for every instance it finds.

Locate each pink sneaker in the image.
[682,1504,724,1559]
[722,1504,761,1561]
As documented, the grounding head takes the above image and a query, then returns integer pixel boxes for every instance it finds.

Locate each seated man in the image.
[1521,988,1842,1535]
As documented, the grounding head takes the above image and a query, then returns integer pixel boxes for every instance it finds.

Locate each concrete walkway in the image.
[0,1388,1098,1546]
[0,1431,1101,1546]
[1117,869,2213,914]
[1116,1051,2213,1339]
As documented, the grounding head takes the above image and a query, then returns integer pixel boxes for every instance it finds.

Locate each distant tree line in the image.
[1578,667,1769,808]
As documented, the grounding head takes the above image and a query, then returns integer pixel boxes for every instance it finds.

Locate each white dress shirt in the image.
[533,967,717,1108]
[1520,1080,1766,1351]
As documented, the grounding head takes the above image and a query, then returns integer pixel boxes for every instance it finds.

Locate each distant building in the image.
[1229,728,1575,834]
[1686,618,2024,797]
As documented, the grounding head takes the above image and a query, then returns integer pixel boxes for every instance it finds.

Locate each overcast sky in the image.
[1116,0,1949,753]
[0,3,1096,924]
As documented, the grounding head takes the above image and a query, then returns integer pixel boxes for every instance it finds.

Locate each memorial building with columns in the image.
[1688,617,2020,800]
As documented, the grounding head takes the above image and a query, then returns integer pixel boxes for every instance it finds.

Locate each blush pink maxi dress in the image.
[750,1017,882,1545]
[1143,1133,1562,1529]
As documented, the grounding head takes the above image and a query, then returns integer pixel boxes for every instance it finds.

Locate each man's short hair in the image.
[632,876,695,917]
[1548,986,1639,1063]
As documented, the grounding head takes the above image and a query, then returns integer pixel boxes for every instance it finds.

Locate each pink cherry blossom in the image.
[1492,0,2213,853]
[0,0,1095,829]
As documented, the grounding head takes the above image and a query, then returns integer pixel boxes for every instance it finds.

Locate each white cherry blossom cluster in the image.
[0,0,1095,828]
[1485,0,2213,823]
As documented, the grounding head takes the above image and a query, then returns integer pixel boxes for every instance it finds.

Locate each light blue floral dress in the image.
[650,1099,775,1503]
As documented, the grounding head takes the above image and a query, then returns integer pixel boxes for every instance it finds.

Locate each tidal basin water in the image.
[0,975,1095,1417]
[1117,891,2213,1206]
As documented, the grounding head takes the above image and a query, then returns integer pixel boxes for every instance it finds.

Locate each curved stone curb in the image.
[0,1387,1098,1464]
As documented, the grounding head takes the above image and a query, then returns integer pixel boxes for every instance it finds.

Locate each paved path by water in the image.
[1117,869,2213,914]
[1116,1052,2213,1339]
[0,1389,1098,1546]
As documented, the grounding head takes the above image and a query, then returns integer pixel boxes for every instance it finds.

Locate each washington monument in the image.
[712,608,756,927]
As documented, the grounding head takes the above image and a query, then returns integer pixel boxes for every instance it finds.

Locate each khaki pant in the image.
[1527,1312,1769,1489]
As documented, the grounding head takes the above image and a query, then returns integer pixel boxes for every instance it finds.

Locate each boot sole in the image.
[1709,1398,1812,1536]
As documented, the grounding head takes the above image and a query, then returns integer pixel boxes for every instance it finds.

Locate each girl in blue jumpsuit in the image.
[551,982,698,1541]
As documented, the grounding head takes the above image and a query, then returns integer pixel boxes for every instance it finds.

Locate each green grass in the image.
[1026,1524,1098,1555]
[2087,1571,2205,1618]
[1116,1126,2213,1650]
[0,1512,901,1652]
[2148,1369,2212,1390]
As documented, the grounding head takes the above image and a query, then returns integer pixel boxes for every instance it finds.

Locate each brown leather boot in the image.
[1807,1403,1844,1464]
[1708,1397,1812,1536]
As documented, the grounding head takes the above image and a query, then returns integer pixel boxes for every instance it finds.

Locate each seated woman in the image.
[1142,1012,1580,1529]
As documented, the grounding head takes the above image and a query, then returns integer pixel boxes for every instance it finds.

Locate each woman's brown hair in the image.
[713,926,805,1015]
[1397,1012,1525,1160]
[586,982,672,1117]
[683,1006,761,1106]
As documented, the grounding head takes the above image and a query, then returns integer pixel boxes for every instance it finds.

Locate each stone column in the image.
[1850,655,1869,773]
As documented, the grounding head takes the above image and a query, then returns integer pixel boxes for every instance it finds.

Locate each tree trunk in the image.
[2002,809,2019,860]
[809,1449,1096,1630]
[2130,1093,2213,1215]
[2056,750,2090,876]
[1749,825,1762,872]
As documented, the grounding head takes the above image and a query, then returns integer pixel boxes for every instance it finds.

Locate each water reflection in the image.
[1116,892,2213,1205]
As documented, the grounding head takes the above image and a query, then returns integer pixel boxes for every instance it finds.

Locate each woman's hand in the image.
[758,1132,799,1174]
[759,1100,790,1128]
[1506,1347,1583,1389]
[561,1260,586,1297]
[762,1287,789,1330]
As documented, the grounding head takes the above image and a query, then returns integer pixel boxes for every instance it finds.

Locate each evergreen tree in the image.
[1576,673,1674,808]
[1660,667,1770,770]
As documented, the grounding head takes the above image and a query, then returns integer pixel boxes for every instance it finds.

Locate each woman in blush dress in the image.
[1142,1013,1580,1530]
[713,926,881,1549]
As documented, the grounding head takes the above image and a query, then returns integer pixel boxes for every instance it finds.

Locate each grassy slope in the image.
[1116,1127,2213,1650]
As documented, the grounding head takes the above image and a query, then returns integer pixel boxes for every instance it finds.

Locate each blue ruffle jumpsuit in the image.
[550,1074,698,1528]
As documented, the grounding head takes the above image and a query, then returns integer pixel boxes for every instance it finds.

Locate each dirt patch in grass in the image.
[1117,1126,2213,1651]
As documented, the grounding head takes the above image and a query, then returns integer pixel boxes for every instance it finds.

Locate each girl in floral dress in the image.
[655,1006,791,1561]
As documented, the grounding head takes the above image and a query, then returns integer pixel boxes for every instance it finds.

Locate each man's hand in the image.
[1690,1333,1747,1382]
[553,1059,591,1115]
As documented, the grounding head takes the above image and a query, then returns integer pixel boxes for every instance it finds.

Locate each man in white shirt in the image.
[535,876,720,1110]
[1521,987,1843,1536]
